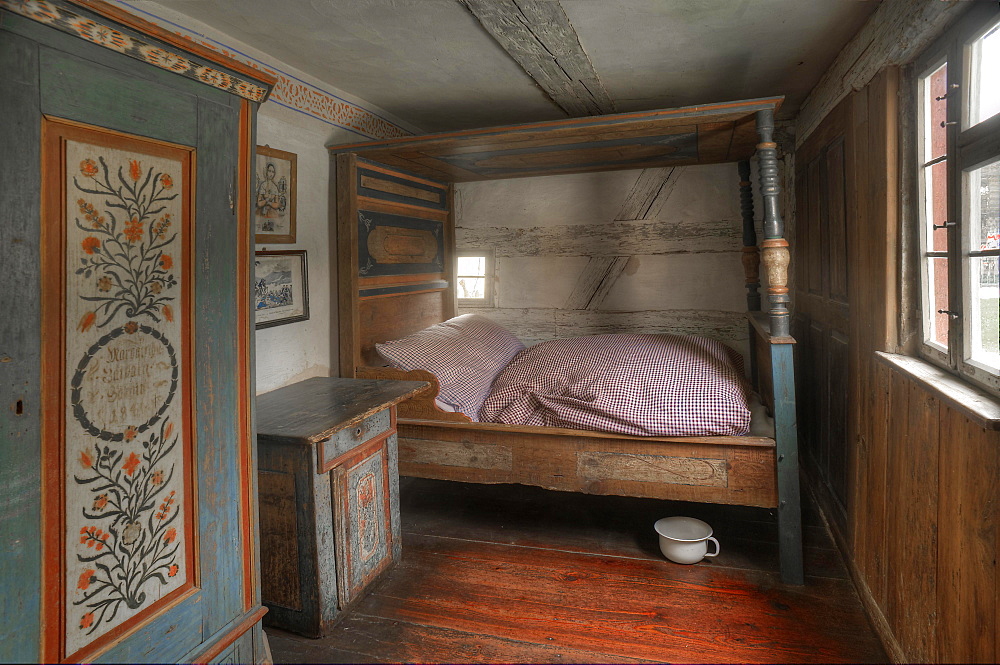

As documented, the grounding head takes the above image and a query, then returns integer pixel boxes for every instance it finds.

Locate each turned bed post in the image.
[755,109,804,585]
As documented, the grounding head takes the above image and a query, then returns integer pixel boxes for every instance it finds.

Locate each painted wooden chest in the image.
[255,377,427,637]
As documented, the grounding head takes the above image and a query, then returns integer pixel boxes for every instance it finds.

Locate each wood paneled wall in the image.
[795,67,1000,662]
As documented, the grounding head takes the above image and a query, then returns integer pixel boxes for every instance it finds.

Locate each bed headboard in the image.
[336,154,456,376]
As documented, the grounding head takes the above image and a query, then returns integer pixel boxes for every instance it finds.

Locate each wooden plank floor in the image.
[267,477,887,664]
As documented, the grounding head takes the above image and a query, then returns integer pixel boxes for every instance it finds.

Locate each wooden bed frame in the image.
[329,98,804,584]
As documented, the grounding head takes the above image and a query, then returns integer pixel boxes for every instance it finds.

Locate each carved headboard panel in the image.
[336,154,455,376]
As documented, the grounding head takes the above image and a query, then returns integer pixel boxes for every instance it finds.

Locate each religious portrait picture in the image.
[254,145,296,243]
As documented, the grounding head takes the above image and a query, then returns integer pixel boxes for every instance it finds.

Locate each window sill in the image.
[875,352,1000,431]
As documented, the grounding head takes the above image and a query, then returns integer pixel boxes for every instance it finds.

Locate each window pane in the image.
[924,63,948,161]
[924,159,949,251]
[457,256,485,276]
[965,157,1000,371]
[967,157,1000,253]
[457,277,485,299]
[925,256,950,350]
[967,256,999,371]
[968,21,1000,128]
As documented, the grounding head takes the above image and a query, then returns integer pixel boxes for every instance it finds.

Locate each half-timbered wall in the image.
[454,163,776,359]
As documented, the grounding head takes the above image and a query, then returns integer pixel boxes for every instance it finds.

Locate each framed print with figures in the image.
[254,145,296,243]
[254,250,309,328]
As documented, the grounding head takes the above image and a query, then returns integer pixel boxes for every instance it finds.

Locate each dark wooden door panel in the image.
[825,139,849,304]
[794,102,851,531]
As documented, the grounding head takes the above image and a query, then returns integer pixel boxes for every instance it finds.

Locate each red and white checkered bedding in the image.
[478,333,751,436]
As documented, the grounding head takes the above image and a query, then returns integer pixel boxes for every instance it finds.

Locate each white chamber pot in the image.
[654,516,720,564]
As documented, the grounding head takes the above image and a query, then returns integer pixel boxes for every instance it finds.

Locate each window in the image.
[456,249,493,306]
[914,5,1000,393]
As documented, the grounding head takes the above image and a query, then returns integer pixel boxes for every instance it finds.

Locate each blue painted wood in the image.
[39,47,200,146]
[0,25,43,665]
[1,9,263,661]
[194,95,245,634]
[770,342,804,585]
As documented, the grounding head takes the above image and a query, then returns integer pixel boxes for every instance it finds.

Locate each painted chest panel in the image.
[333,438,395,606]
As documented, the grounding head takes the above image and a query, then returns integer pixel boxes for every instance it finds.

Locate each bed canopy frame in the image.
[329,97,803,584]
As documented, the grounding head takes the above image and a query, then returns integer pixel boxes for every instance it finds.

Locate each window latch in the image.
[935,84,960,101]
[932,221,956,230]
[937,309,960,319]
[940,120,958,127]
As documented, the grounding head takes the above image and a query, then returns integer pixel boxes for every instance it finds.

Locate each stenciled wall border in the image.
[111,1,413,140]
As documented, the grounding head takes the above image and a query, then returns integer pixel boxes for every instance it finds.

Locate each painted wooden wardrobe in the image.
[0,1,274,662]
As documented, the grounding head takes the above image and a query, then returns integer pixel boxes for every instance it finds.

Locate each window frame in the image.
[455,248,494,307]
[912,3,1000,395]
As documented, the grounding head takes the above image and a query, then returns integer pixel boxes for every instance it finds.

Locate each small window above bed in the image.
[456,249,494,307]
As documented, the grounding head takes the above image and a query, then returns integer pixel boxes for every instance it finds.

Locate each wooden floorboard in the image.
[268,477,886,664]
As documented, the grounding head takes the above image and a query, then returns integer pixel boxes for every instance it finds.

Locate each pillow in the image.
[375,314,525,420]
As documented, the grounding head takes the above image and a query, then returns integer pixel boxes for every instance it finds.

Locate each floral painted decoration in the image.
[73,418,181,633]
[73,157,179,328]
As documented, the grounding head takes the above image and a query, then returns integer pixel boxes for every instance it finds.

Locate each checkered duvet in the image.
[478,333,751,436]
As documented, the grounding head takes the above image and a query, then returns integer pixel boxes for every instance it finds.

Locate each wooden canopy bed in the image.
[329,97,804,584]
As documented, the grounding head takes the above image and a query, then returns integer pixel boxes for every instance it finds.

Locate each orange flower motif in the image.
[93,493,108,511]
[79,526,107,550]
[167,564,179,577]
[124,426,138,442]
[77,312,96,333]
[151,470,164,485]
[150,281,162,294]
[77,569,96,590]
[97,276,113,292]
[80,159,98,178]
[122,451,141,476]
[151,214,172,239]
[123,218,143,243]
[155,491,176,521]
[162,305,174,323]
[164,527,177,544]
[164,422,174,439]
[159,254,173,270]
[160,173,173,189]
[79,450,93,468]
[81,237,100,254]
[129,159,142,181]
[124,321,138,334]
[80,612,95,630]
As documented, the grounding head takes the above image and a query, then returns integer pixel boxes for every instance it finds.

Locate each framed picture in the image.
[254,145,296,243]
[254,250,309,329]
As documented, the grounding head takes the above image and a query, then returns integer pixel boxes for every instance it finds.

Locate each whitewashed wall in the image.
[252,108,340,393]
[455,163,766,360]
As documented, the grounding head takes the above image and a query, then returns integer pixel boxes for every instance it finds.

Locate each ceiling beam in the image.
[462,0,615,117]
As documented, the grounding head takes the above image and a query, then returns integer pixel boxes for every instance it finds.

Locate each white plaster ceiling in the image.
[146,0,880,133]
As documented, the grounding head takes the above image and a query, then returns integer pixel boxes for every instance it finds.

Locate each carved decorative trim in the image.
[1,0,270,102]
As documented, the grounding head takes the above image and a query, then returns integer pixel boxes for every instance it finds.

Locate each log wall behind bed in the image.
[329,97,804,584]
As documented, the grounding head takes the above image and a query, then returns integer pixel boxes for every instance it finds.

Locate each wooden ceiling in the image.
[328,97,782,182]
